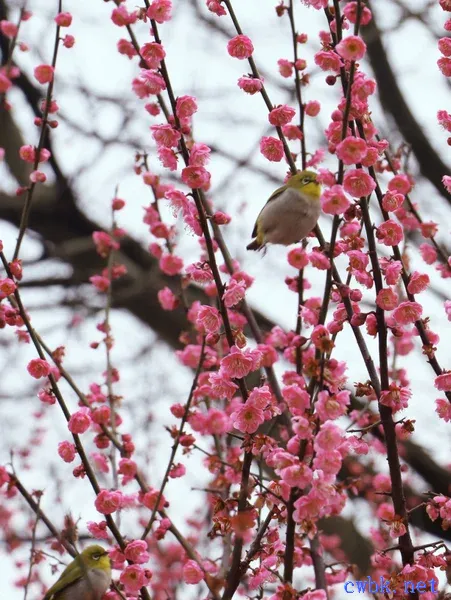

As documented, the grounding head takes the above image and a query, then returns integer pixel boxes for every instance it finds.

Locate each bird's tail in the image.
[246,239,262,251]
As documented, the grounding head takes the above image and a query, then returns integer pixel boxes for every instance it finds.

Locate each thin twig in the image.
[23,494,41,600]
[14,0,63,260]
[141,337,206,540]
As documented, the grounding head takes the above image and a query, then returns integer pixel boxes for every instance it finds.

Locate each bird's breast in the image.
[259,187,320,245]
[56,569,111,600]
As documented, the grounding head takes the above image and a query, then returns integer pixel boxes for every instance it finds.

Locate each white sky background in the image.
[1,0,451,598]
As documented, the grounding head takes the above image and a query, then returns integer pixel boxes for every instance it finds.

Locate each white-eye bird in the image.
[42,545,111,600]
[246,170,321,251]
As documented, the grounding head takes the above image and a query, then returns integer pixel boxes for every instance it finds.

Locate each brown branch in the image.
[239,507,277,574]
[310,534,329,593]
[9,474,77,557]
[359,196,416,581]
[13,0,63,260]
[23,494,41,600]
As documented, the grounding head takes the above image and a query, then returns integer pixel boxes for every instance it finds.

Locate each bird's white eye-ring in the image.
[302,177,310,184]
[92,553,100,561]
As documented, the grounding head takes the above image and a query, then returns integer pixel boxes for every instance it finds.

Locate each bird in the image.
[246,170,321,251]
[42,544,111,600]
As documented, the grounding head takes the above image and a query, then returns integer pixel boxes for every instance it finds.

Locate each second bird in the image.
[42,545,111,600]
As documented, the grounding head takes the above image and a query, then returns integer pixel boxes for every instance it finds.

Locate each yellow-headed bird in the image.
[42,545,111,600]
[247,170,321,251]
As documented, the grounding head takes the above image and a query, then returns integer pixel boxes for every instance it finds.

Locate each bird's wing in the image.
[251,184,287,237]
[43,558,83,600]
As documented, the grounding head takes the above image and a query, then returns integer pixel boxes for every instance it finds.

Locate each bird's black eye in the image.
[92,553,100,561]
[302,177,310,184]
